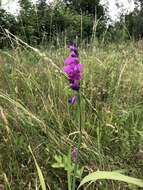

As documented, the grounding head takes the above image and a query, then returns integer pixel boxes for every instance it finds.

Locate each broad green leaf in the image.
[28,146,46,190]
[78,171,143,189]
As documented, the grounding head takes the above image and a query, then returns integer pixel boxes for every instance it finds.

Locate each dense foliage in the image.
[125,0,143,39]
[0,0,106,47]
[0,0,143,46]
[0,9,17,48]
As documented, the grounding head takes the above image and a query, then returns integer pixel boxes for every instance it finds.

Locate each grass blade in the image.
[28,145,46,190]
[78,171,143,189]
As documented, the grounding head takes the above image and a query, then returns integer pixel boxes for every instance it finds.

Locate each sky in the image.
[101,0,135,22]
[1,0,135,22]
[1,0,53,15]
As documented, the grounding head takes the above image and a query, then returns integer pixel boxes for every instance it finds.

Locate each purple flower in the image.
[71,147,78,162]
[68,96,78,104]
[63,42,83,92]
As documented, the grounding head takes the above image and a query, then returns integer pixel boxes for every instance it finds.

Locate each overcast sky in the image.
[1,0,135,21]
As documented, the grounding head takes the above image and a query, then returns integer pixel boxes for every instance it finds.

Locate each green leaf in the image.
[52,155,65,168]
[78,171,143,189]
[51,162,64,168]
[28,145,46,190]
[76,166,84,178]
[51,153,83,178]
[54,155,63,163]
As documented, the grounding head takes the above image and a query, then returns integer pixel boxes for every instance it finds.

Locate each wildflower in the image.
[71,147,78,162]
[63,42,83,92]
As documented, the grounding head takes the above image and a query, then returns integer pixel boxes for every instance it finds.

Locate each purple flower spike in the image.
[68,96,78,104]
[72,147,78,162]
[63,42,83,91]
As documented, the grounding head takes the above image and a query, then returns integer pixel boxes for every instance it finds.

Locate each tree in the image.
[64,0,106,39]
[17,0,37,44]
[64,0,104,17]
[35,0,51,44]
[125,0,143,39]
[0,9,17,48]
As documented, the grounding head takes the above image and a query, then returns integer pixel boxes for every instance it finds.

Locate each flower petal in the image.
[64,57,80,65]
[68,96,78,104]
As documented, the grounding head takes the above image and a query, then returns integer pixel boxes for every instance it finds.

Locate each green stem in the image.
[72,92,82,190]
[68,170,72,190]
[68,148,72,190]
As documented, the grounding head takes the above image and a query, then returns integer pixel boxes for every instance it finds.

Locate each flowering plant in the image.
[63,42,83,104]
[63,42,83,190]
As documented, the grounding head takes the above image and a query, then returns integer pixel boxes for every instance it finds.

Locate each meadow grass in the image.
[0,40,143,189]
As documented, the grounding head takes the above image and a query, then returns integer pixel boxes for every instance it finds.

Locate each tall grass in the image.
[0,40,143,189]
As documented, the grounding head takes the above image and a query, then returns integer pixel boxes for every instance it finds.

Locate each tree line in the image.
[0,0,143,48]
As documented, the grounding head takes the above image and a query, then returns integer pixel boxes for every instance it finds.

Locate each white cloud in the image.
[101,0,135,22]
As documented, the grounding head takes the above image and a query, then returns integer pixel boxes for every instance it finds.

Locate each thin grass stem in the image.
[72,91,82,190]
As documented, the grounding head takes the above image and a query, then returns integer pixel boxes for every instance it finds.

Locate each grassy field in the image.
[0,40,143,189]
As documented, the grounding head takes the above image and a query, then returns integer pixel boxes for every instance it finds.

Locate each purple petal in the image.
[74,63,84,73]
[68,42,78,52]
[63,63,83,81]
[63,65,73,74]
[70,51,78,57]
[70,81,80,91]
[69,46,78,52]
[68,96,77,104]
[64,57,79,65]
